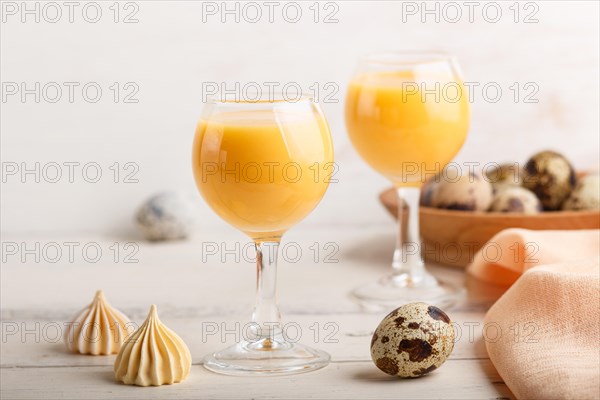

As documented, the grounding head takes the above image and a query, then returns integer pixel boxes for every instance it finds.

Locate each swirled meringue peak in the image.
[114,305,192,386]
[64,290,131,355]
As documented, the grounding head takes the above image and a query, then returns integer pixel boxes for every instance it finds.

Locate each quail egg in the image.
[490,186,542,214]
[485,163,523,186]
[136,192,196,241]
[371,302,455,378]
[431,172,493,211]
[562,174,600,211]
[522,151,576,210]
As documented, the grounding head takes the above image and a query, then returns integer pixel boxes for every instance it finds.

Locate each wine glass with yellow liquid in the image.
[192,94,333,375]
[345,51,470,309]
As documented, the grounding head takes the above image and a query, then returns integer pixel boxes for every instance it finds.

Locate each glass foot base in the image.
[203,338,330,376]
[350,274,465,312]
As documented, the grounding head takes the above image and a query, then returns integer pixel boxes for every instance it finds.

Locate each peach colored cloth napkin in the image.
[467,229,600,400]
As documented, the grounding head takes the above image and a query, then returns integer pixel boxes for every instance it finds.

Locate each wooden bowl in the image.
[380,187,600,268]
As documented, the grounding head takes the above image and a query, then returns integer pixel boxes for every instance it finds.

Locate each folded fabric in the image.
[467,229,600,400]
[468,229,600,286]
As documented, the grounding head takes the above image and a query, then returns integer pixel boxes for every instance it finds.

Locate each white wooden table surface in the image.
[0,225,513,399]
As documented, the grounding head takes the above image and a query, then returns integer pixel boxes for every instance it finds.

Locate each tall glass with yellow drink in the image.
[193,96,333,375]
[345,52,470,308]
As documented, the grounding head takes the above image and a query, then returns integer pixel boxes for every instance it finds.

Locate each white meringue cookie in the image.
[114,305,192,386]
[64,290,131,355]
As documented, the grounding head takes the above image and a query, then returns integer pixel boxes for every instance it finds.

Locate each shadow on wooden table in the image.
[100,369,118,384]
[339,232,395,270]
[475,337,516,399]
[351,367,436,383]
[463,274,507,311]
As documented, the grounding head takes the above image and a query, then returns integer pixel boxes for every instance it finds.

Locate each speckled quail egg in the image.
[431,172,493,211]
[490,186,542,214]
[522,151,576,210]
[562,174,600,211]
[136,192,196,241]
[491,182,515,197]
[371,303,455,378]
[485,163,523,186]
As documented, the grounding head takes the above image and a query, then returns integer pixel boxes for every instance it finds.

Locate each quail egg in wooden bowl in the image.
[380,151,600,268]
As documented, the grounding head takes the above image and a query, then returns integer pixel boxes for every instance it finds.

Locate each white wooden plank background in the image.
[0,226,513,399]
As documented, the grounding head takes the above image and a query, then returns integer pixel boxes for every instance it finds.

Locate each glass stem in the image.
[252,241,282,345]
[392,187,433,287]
